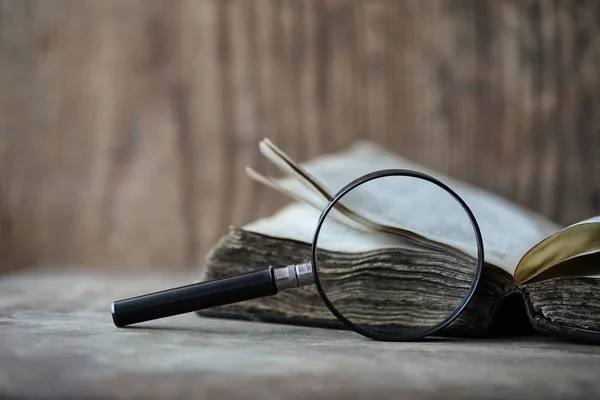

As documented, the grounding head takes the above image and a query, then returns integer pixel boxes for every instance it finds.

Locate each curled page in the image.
[514,216,600,283]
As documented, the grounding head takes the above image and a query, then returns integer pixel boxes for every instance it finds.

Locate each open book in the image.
[198,139,600,343]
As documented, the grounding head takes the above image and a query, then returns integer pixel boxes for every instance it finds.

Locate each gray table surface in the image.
[1,268,599,400]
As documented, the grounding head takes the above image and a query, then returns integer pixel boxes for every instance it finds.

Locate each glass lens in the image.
[313,173,481,340]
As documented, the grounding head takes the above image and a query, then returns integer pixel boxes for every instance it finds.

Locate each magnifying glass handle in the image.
[111,267,277,327]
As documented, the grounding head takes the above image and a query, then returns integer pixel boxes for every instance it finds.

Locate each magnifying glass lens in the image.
[313,174,481,340]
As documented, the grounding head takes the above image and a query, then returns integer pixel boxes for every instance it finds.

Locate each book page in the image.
[250,140,561,274]
[514,216,600,283]
[243,202,426,253]
[251,140,467,254]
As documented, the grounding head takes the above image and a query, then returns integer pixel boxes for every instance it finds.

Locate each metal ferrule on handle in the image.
[273,262,314,290]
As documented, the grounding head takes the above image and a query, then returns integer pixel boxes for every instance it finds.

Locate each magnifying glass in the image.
[111,169,484,341]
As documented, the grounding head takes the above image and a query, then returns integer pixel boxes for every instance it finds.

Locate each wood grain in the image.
[0,0,599,271]
[1,268,600,400]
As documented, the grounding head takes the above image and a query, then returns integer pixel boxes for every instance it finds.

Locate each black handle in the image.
[111,267,277,327]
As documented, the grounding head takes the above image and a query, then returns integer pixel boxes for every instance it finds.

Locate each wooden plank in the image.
[0,0,599,271]
[1,268,600,400]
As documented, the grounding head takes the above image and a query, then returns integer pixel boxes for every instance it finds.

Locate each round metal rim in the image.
[310,169,485,341]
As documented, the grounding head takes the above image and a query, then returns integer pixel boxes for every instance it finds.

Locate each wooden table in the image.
[1,268,599,400]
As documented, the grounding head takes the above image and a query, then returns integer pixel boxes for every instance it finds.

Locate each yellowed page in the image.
[514,216,600,283]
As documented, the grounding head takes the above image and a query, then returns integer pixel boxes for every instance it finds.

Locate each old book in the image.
[198,139,600,343]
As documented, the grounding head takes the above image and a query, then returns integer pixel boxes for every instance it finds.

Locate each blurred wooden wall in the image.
[1,0,599,272]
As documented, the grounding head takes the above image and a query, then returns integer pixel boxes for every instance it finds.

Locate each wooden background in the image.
[1,0,599,272]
